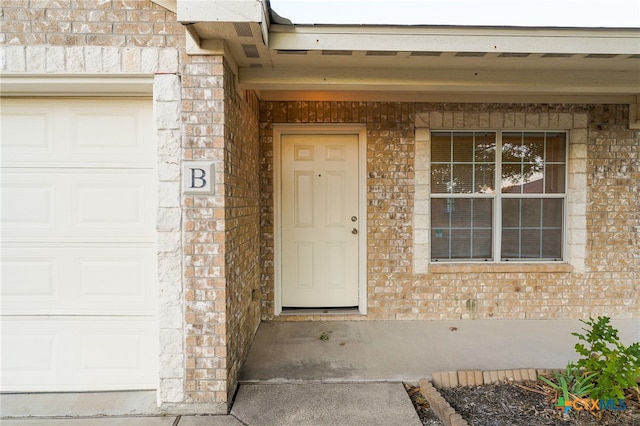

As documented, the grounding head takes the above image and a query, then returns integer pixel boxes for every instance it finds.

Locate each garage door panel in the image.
[2,332,58,373]
[73,174,154,233]
[1,254,57,297]
[79,257,145,297]
[74,319,158,390]
[74,248,156,314]
[0,105,54,156]
[1,317,158,392]
[80,334,142,370]
[70,105,149,159]
[2,170,155,239]
[2,322,66,390]
[1,99,152,166]
[1,180,55,227]
[2,246,157,315]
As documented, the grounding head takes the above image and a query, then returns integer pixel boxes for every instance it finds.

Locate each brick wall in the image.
[180,55,260,408]
[2,0,638,409]
[181,54,228,408]
[587,105,640,316]
[222,66,261,400]
[259,102,639,321]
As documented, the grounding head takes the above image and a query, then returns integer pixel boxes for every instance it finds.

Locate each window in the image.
[430,131,566,262]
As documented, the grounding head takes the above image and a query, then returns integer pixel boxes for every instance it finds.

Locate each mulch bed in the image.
[405,383,444,425]
[406,381,640,426]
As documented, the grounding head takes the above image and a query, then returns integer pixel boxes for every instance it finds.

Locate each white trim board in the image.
[0,75,154,97]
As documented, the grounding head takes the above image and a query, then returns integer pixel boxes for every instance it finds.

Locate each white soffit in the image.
[162,1,640,102]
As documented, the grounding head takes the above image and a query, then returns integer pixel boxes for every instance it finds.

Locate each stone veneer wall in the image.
[259,102,639,321]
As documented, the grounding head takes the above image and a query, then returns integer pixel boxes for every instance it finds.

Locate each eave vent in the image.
[410,51,442,57]
[233,22,253,37]
[455,52,486,57]
[242,44,260,58]
[542,53,573,58]
[366,51,397,56]
[277,50,308,55]
[498,53,530,58]
[585,54,618,59]
[322,50,352,56]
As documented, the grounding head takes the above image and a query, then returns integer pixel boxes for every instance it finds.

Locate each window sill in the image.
[428,262,574,274]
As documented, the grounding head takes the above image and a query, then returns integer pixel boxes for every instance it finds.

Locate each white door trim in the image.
[273,124,367,316]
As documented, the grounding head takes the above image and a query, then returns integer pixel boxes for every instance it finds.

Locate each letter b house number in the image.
[182,161,215,194]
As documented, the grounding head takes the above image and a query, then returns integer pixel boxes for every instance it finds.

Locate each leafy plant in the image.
[538,363,596,401]
[572,316,640,400]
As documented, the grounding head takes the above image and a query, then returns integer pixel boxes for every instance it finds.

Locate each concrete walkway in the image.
[0,383,420,425]
[2,319,638,425]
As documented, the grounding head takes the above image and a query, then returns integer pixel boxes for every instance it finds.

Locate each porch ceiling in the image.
[160,1,640,105]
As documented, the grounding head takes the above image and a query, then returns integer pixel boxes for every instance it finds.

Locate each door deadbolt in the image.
[351,216,357,222]
[352,228,358,235]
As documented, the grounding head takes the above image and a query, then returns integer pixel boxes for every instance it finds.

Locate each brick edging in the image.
[419,379,468,426]
[419,368,564,426]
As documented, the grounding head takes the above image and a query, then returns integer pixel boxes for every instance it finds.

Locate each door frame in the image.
[273,124,367,316]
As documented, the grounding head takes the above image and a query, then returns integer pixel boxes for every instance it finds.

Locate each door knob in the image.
[352,228,358,235]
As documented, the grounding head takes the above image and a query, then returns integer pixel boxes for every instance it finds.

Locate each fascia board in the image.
[151,0,177,13]
[269,26,640,55]
[178,0,264,23]
[239,67,640,94]
[256,91,636,104]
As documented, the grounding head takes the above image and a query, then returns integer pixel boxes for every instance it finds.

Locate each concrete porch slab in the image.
[230,383,421,426]
[3,319,638,425]
[239,319,640,383]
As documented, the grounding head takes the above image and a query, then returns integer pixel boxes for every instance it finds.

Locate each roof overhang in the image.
[154,0,640,126]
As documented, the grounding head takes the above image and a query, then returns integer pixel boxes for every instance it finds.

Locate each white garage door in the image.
[1,98,158,392]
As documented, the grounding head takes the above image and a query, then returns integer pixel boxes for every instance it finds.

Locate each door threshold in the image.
[280,307,360,316]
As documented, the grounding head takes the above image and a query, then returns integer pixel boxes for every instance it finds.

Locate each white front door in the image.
[280,134,360,307]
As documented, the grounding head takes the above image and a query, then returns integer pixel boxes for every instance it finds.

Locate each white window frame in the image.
[429,130,567,263]
[413,111,587,274]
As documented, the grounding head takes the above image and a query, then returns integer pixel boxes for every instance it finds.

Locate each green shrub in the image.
[572,316,640,400]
